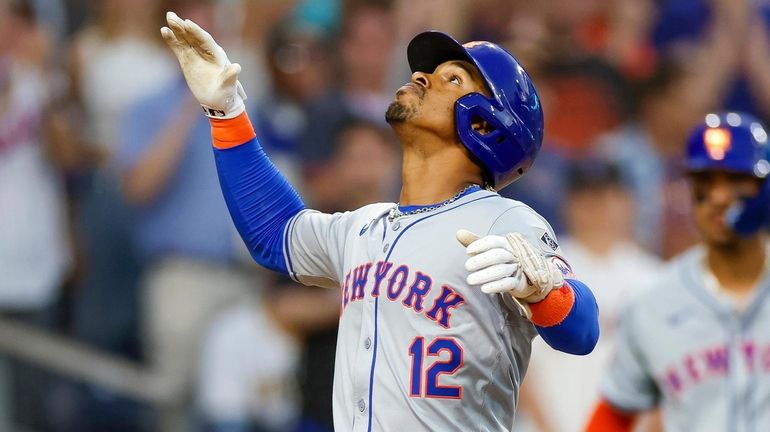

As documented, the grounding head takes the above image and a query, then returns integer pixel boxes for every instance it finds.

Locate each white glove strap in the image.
[505,232,564,303]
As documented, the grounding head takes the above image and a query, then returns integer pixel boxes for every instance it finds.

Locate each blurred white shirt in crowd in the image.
[77,32,176,152]
[197,299,300,431]
[0,61,70,310]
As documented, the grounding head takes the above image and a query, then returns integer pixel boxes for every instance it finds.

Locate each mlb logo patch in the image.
[540,232,558,251]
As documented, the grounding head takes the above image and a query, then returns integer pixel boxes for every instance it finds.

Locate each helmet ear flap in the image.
[455,92,530,187]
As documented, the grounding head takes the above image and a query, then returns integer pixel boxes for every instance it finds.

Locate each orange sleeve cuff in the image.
[529,284,575,327]
[209,111,256,149]
[585,399,634,432]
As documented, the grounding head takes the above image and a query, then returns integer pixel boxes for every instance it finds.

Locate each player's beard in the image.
[385,101,417,123]
[386,86,424,123]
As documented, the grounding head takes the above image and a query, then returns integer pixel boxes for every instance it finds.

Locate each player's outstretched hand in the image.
[457,230,565,318]
[161,11,246,118]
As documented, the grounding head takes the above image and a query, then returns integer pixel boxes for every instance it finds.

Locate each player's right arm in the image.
[161,12,304,274]
[586,298,658,431]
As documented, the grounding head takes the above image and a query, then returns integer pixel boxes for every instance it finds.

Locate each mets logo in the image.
[550,256,574,278]
[703,128,731,160]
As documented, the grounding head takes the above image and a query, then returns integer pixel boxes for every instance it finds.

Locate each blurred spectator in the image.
[517,160,662,432]
[651,0,770,119]
[69,0,175,156]
[393,0,470,42]
[68,0,181,361]
[501,144,570,234]
[112,2,259,430]
[0,2,76,431]
[197,295,301,432]
[338,0,398,123]
[596,0,749,257]
[307,120,400,211]
[542,0,656,79]
[0,0,70,314]
[213,0,299,103]
[254,18,348,168]
[539,57,631,153]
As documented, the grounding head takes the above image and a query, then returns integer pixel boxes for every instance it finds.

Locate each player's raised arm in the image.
[161,12,305,273]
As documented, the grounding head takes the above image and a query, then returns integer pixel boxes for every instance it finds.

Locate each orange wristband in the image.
[209,111,256,149]
[529,284,575,327]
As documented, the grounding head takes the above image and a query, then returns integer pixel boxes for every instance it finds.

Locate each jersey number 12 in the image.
[408,337,463,399]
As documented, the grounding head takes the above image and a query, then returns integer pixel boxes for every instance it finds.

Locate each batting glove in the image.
[161,11,246,119]
[457,229,565,318]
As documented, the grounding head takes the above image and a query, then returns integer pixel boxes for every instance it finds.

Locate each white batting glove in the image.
[161,11,246,118]
[457,230,565,317]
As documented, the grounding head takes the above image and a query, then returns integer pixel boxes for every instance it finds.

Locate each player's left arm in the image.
[457,209,599,355]
[161,12,305,274]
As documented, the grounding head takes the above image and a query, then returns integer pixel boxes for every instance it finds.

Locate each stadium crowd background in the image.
[1,0,769,431]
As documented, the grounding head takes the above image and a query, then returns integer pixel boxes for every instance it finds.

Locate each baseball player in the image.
[161,12,599,431]
[586,112,770,432]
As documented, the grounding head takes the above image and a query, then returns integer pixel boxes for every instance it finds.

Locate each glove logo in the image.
[540,232,558,251]
[202,106,226,118]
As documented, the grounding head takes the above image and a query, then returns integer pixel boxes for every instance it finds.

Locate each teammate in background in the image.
[161,12,599,431]
[518,160,662,432]
[587,112,770,432]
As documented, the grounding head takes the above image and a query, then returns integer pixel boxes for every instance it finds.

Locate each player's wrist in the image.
[200,80,247,120]
[201,101,244,119]
[527,282,573,327]
[210,110,255,149]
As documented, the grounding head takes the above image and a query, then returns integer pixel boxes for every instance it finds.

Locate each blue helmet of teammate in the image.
[685,112,770,177]
[407,31,543,189]
[685,112,770,236]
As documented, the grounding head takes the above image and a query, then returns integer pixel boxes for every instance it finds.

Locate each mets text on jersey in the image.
[341,261,465,329]
[662,340,770,396]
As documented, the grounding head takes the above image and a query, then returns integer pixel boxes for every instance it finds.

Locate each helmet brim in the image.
[407,31,473,75]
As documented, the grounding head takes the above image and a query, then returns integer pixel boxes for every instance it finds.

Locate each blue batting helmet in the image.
[686,112,770,236]
[407,31,543,189]
[685,112,770,177]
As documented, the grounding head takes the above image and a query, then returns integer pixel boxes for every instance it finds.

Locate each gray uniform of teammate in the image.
[285,190,569,431]
[601,246,770,432]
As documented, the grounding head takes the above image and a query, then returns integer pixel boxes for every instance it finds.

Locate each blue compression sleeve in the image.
[213,138,305,273]
[535,279,599,355]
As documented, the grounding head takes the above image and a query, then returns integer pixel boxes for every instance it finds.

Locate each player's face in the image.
[690,171,762,246]
[385,60,488,135]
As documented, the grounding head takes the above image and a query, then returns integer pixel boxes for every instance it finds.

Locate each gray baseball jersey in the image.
[283,188,571,431]
[601,245,770,432]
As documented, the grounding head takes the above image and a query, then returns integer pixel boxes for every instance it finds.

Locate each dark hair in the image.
[332,119,395,149]
[566,159,626,193]
[9,0,35,23]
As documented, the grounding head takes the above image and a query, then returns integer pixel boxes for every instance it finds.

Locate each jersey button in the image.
[364,337,372,349]
[392,221,401,231]
[382,243,390,253]
[358,399,366,412]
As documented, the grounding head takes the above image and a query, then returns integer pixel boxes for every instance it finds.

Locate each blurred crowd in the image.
[1,0,770,431]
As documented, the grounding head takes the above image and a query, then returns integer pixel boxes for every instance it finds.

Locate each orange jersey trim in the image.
[529,284,575,327]
[210,111,256,149]
[585,399,634,432]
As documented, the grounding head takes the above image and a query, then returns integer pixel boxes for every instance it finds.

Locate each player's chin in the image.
[385,101,415,124]
[706,229,742,249]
